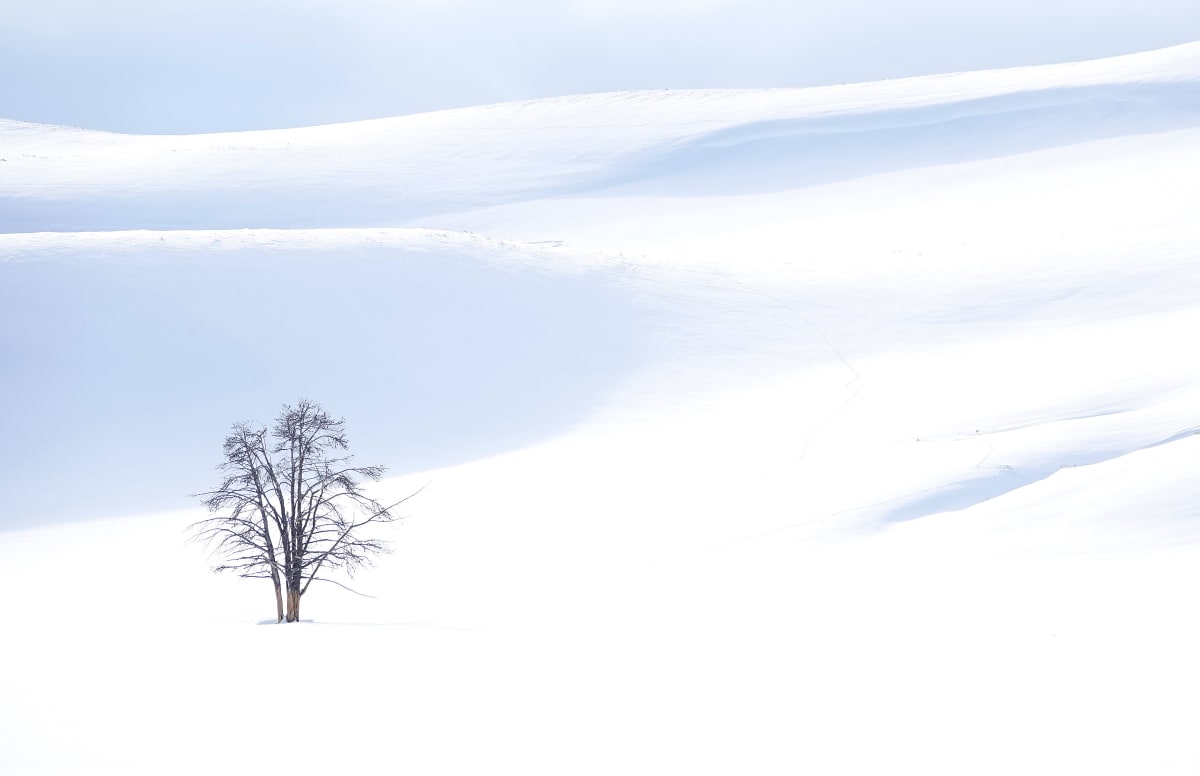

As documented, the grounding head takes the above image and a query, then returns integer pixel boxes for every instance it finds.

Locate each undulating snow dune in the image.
[2,43,1200,775]
[4,41,1200,233]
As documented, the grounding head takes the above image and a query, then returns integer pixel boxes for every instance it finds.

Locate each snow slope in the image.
[4,41,1200,233]
[2,43,1200,774]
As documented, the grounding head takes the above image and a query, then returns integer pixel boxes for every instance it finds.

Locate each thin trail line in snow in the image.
[972,435,998,470]
[716,278,865,546]
[731,278,861,464]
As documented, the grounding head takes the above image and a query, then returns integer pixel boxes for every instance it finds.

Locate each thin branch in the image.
[305,577,377,598]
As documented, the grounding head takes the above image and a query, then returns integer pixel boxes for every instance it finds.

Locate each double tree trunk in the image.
[286,588,301,622]
[285,569,302,622]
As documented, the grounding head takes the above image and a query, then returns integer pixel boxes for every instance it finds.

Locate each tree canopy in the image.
[191,400,414,622]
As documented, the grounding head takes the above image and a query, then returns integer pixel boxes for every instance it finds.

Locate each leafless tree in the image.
[191,400,418,622]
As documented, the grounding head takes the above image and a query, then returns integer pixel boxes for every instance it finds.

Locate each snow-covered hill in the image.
[2,44,1199,775]
[4,41,1200,233]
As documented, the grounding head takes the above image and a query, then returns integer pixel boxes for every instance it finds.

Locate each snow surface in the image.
[2,43,1200,774]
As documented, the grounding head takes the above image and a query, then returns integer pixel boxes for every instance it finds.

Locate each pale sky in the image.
[3,0,1200,133]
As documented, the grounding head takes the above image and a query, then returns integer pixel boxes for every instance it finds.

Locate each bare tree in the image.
[191,400,417,622]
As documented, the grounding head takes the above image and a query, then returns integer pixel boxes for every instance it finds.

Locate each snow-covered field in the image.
[3,43,1200,774]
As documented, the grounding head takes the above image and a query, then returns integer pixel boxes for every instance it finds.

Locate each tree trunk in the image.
[285,580,301,622]
[258,510,284,623]
[272,576,284,623]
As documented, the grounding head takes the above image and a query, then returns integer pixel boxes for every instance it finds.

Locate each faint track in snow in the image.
[731,278,861,465]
